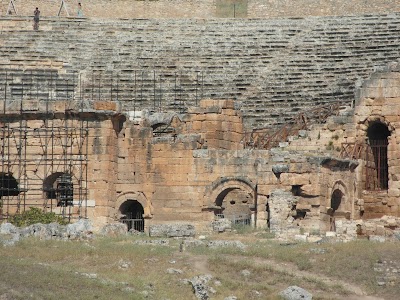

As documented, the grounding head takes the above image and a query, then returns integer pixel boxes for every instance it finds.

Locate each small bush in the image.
[326,140,334,150]
[232,223,255,234]
[10,207,68,227]
[256,231,276,239]
[296,258,312,271]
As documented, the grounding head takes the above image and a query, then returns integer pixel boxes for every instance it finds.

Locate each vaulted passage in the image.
[365,123,390,190]
[119,200,144,232]
[215,188,252,226]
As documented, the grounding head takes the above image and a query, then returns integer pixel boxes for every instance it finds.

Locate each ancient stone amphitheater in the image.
[1,0,400,239]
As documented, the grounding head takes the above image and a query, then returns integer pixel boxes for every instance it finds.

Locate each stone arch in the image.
[115,192,153,219]
[204,177,256,226]
[119,200,145,231]
[205,177,256,207]
[362,115,395,134]
[142,111,180,137]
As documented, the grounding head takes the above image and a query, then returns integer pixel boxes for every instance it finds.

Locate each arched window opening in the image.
[43,173,73,207]
[328,189,344,231]
[365,122,390,190]
[0,173,20,198]
[119,200,144,232]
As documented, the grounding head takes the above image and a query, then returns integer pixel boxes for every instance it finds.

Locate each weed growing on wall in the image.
[10,207,68,227]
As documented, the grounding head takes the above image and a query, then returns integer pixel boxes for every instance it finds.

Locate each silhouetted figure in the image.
[77,3,84,17]
[33,7,40,30]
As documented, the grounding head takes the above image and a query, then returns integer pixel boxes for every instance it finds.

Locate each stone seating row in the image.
[0,14,399,129]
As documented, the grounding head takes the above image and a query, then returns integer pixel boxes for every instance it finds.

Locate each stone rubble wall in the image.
[0,14,399,129]
[116,99,273,230]
[0,95,396,235]
[275,64,400,221]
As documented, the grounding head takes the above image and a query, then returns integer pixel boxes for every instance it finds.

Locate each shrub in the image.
[10,207,68,227]
[326,140,334,150]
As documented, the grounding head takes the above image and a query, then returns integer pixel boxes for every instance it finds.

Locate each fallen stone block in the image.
[149,224,195,238]
[279,286,313,300]
[100,222,128,236]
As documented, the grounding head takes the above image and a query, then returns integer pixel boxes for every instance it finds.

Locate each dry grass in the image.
[0,233,399,299]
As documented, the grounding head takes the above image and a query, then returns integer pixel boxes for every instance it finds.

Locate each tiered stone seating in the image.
[0,13,399,129]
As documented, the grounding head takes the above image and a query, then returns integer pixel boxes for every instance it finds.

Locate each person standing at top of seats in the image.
[77,3,84,17]
[33,7,40,30]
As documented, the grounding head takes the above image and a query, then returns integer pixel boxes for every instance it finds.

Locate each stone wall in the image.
[0,14,399,130]
[2,90,399,235]
[279,62,400,221]
[1,0,400,19]
[248,0,400,18]
[115,99,358,233]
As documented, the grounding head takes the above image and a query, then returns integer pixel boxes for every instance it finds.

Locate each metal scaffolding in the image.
[0,69,88,221]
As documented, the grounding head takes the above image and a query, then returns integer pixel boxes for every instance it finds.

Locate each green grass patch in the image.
[1,235,399,299]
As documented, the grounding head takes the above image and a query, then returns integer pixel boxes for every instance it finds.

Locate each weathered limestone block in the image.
[279,173,311,186]
[279,286,312,300]
[300,184,320,197]
[376,225,386,236]
[271,164,289,175]
[149,223,195,237]
[99,222,127,236]
[210,218,232,232]
[94,101,118,111]
[382,104,400,116]
[268,189,296,234]
[388,188,400,197]
[53,101,69,112]
[387,197,399,207]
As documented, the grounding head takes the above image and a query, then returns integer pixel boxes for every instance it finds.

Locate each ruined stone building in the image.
[0,2,400,237]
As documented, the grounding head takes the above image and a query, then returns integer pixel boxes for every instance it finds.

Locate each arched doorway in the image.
[43,173,73,207]
[365,122,390,190]
[215,188,252,226]
[119,200,144,232]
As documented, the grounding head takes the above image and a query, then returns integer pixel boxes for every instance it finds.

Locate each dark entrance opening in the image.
[328,189,344,231]
[119,200,144,232]
[365,123,390,190]
[0,173,20,198]
[43,173,73,207]
[331,189,343,212]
